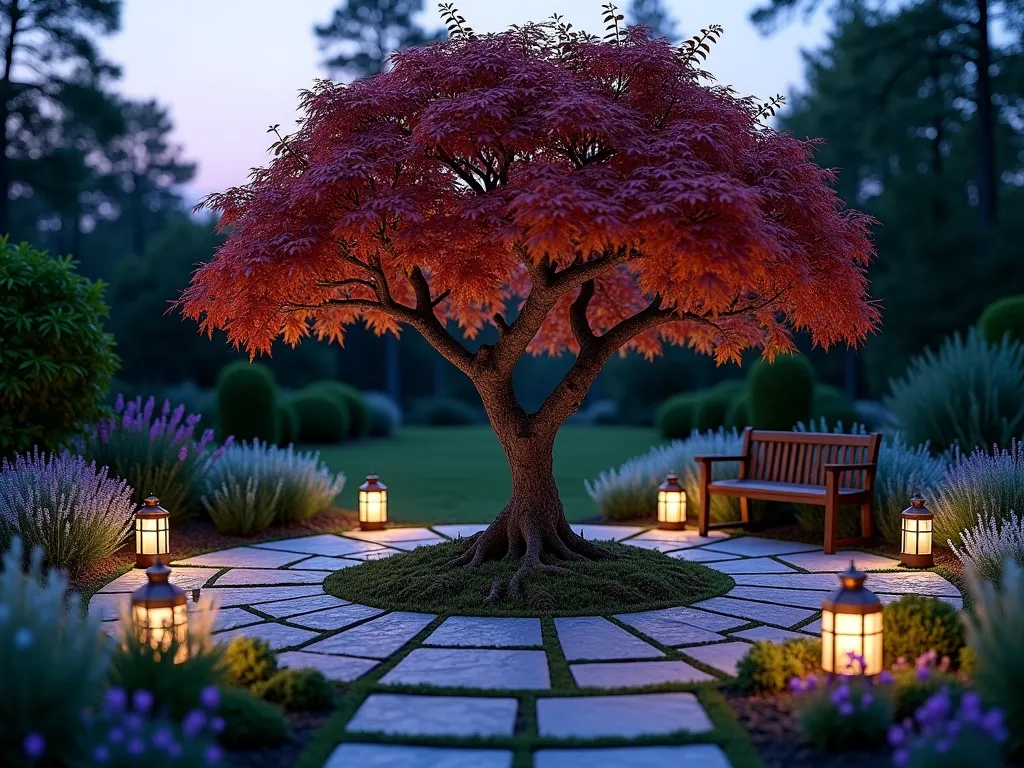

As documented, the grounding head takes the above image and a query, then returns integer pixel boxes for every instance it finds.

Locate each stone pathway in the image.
[89,524,961,767]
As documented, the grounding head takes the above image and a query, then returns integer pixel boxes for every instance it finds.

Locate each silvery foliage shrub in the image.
[202,440,345,529]
[0,449,134,575]
[585,428,743,522]
[962,559,1024,753]
[793,420,948,543]
[885,329,1024,453]
[362,391,402,437]
[932,439,1024,545]
[949,511,1024,584]
[0,538,112,767]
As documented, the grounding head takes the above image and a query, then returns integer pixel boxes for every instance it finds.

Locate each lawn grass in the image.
[324,540,735,617]
[316,425,661,525]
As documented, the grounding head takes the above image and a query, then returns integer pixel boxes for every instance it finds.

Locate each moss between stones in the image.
[324,540,734,616]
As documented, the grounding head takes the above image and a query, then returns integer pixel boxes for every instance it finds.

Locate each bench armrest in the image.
[694,455,748,463]
[823,463,877,472]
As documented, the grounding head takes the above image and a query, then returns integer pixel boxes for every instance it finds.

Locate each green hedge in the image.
[216,362,278,443]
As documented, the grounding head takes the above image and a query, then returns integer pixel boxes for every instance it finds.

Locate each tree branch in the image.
[569,279,596,350]
[550,246,629,292]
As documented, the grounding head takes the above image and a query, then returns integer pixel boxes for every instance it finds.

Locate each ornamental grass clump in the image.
[932,439,1024,547]
[0,538,112,767]
[202,440,345,527]
[949,510,1024,584]
[80,394,230,522]
[585,428,743,522]
[888,688,1008,768]
[0,449,134,575]
[885,329,1024,453]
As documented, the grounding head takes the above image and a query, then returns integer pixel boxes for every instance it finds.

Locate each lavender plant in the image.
[202,441,345,527]
[80,394,231,522]
[949,511,1024,584]
[962,559,1024,752]
[80,686,224,768]
[932,439,1024,546]
[585,428,743,522]
[0,538,112,767]
[0,449,134,575]
[888,688,1007,768]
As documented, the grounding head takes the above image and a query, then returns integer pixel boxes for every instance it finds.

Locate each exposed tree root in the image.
[449,504,619,602]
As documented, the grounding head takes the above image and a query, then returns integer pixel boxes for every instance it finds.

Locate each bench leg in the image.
[698,461,710,537]
[860,501,874,541]
[740,497,750,526]
[824,475,839,555]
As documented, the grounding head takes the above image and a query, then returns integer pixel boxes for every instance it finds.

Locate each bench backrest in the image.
[740,429,882,490]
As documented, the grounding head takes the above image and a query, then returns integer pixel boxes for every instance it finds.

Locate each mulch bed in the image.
[224,710,332,768]
[727,690,889,768]
[71,507,359,597]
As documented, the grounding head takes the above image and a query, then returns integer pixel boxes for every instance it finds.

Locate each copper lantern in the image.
[657,474,686,530]
[358,474,388,530]
[900,494,934,568]
[821,561,883,676]
[134,495,170,568]
[131,562,189,663]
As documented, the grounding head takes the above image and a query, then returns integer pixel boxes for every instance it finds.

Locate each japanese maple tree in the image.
[181,5,877,599]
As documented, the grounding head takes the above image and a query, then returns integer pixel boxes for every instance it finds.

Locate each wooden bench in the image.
[695,428,882,554]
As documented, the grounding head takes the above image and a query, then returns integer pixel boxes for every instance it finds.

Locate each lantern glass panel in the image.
[133,603,188,663]
[657,490,685,525]
[136,515,169,556]
[359,490,387,523]
[821,609,835,672]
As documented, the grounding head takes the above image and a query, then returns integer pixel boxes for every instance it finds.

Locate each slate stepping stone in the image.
[346,694,518,737]
[731,571,960,596]
[212,568,326,587]
[304,612,434,658]
[778,550,899,572]
[88,593,131,622]
[98,567,219,594]
[381,648,550,690]
[425,616,542,647]
[214,622,319,651]
[625,539,694,553]
[802,618,822,634]
[682,641,753,676]
[728,585,831,610]
[572,524,645,541]
[703,538,820,557]
[325,744,513,768]
[277,651,378,682]
[570,660,715,688]
[629,529,730,546]
[196,586,324,607]
[171,546,301,569]
[287,603,386,631]
[731,625,807,643]
[668,549,740,563]
[286,556,363,571]
[708,557,797,574]
[537,692,713,739]
[431,524,489,539]
[615,606,747,644]
[257,594,350,618]
[343,528,445,545]
[555,617,663,661]
[212,607,263,632]
[694,596,817,628]
[253,534,384,557]
[534,744,733,768]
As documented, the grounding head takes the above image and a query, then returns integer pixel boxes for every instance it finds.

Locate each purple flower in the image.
[200,685,221,710]
[128,737,145,756]
[186,413,202,428]
[788,676,805,693]
[115,393,125,413]
[915,666,931,682]
[103,687,128,713]
[838,702,854,717]
[198,428,214,451]
[861,692,873,708]
[168,404,186,433]
[183,709,207,737]
[22,733,45,759]
[161,399,171,418]
[152,728,173,748]
[888,726,905,746]
[892,748,910,768]
[804,675,818,691]
[209,716,226,734]
[877,670,894,685]
[132,689,154,714]
[178,444,188,462]
[142,396,155,424]
[108,727,125,744]
[92,745,110,763]
[830,685,850,705]
[205,745,224,763]
[149,419,163,441]
[982,709,1006,741]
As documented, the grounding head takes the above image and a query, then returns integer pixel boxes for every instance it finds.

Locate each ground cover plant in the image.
[179,2,876,601]
[325,539,734,614]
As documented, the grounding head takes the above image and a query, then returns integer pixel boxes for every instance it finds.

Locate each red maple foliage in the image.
[181,13,877,597]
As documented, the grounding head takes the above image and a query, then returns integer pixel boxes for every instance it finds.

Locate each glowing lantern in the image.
[657,474,686,530]
[134,495,170,569]
[131,562,188,663]
[358,474,388,530]
[821,561,883,676]
[900,494,934,568]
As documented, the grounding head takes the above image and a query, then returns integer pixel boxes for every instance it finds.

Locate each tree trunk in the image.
[0,1,23,235]
[452,378,615,600]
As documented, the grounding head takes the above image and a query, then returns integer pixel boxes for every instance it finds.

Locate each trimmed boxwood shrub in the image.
[276,401,299,445]
[216,685,289,748]
[291,391,349,443]
[307,381,370,439]
[252,668,334,711]
[749,355,815,430]
[882,594,965,668]
[216,361,277,443]
[724,391,750,429]
[693,380,746,432]
[220,636,278,689]
[736,637,822,694]
[979,294,1024,346]
[0,239,119,459]
[656,393,698,439]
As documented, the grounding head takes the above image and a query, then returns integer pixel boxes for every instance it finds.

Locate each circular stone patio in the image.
[88,524,962,768]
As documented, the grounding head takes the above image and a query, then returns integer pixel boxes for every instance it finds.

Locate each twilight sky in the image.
[102,0,831,206]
